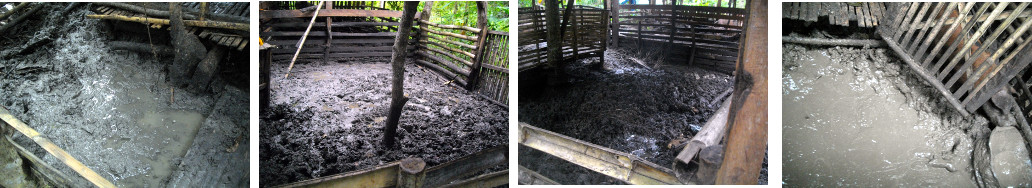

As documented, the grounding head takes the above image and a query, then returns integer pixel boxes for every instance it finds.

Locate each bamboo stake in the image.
[0,2,29,22]
[86,14,249,31]
[0,107,115,188]
[284,1,324,78]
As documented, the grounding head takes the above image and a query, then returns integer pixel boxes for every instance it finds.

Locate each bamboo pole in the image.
[0,2,29,22]
[283,1,324,78]
[0,3,43,34]
[0,107,115,188]
[467,1,489,91]
[86,14,249,31]
[417,19,481,33]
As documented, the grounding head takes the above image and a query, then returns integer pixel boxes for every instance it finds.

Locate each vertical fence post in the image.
[324,1,332,63]
[611,0,620,48]
[574,8,580,59]
[467,1,490,91]
[418,1,433,60]
[397,158,427,188]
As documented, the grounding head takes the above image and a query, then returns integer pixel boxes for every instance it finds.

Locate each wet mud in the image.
[518,50,735,184]
[0,3,249,187]
[258,59,508,186]
[782,43,1032,187]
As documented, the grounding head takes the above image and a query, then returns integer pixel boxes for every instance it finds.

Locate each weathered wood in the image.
[716,0,767,184]
[417,19,480,33]
[0,2,29,22]
[108,41,175,56]
[416,50,471,76]
[86,14,249,31]
[420,39,475,58]
[94,2,248,23]
[188,46,226,93]
[414,59,467,86]
[0,3,42,34]
[260,9,403,19]
[545,0,561,68]
[466,1,489,91]
[519,123,681,185]
[782,37,886,47]
[274,161,400,188]
[424,146,506,188]
[0,107,115,188]
[518,166,559,185]
[397,158,426,188]
[676,98,731,166]
[417,27,478,41]
[325,2,333,63]
[383,2,419,148]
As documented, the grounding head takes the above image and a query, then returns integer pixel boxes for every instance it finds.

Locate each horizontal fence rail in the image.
[878,2,1032,115]
[612,4,745,73]
[273,145,508,188]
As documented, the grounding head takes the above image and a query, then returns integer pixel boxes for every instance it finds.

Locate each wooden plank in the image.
[856,6,866,27]
[839,2,849,26]
[808,3,818,22]
[0,107,115,188]
[260,9,403,19]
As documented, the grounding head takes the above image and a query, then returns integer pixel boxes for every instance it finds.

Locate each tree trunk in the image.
[466,1,489,91]
[169,2,207,88]
[383,1,420,148]
[545,0,561,67]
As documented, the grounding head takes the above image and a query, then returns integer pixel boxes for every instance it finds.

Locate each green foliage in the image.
[424,1,509,32]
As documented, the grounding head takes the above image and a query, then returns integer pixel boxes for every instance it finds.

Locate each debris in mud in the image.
[518,50,734,184]
[258,60,508,186]
[0,2,250,187]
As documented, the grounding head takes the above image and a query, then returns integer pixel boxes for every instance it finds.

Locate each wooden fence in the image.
[260,4,403,61]
[878,2,1032,115]
[259,1,509,105]
[612,4,745,73]
[518,5,608,71]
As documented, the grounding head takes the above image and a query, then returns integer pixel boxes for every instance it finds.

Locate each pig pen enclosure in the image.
[258,1,509,187]
[783,2,1032,187]
[517,0,767,185]
[0,2,250,187]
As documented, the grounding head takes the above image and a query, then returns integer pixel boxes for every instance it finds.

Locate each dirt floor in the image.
[782,38,1032,186]
[518,50,768,184]
[0,3,249,187]
[258,58,508,186]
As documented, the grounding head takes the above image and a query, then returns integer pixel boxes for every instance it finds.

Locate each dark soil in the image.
[259,59,508,186]
[518,50,735,184]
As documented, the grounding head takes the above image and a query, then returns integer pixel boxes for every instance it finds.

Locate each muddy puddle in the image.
[0,3,247,187]
[782,44,1032,186]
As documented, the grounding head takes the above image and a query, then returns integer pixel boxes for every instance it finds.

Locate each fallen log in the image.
[188,46,226,93]
[107,41,174,56]
[86,14,248,31]
[169,2,207,87]
[675,97,731,168]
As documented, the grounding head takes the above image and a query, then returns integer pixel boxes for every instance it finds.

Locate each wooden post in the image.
[324,1,332,63]
[559,0,576,42]
[418,1,434,66]
[545,0,562,68]
[715,0,767,184]
[612,0,620,48]
[199,2,207,20]
[383,1,419,148]
[467,1,490,91]
[573,8,579,59]
[397,158,426,188]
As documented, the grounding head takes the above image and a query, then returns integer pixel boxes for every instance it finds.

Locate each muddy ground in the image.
[0,3,249,187]
[782,40,1032,186]
[258,58,508,186]
[518,49,763,184]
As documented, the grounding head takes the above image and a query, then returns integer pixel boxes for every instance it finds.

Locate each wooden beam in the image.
[518,123,681,185]
[0,107,115,188]
[715,0,768,184]
[466,1,490,91]
[283,1,324,78]
[424,146,507,188]
[383,2,419,148]
[86,14,249,31]
[676,98,731,166]
[260,9,404,19]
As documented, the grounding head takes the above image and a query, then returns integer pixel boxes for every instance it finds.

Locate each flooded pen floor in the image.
[0,3,249,187]
[782,44,1032,187]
